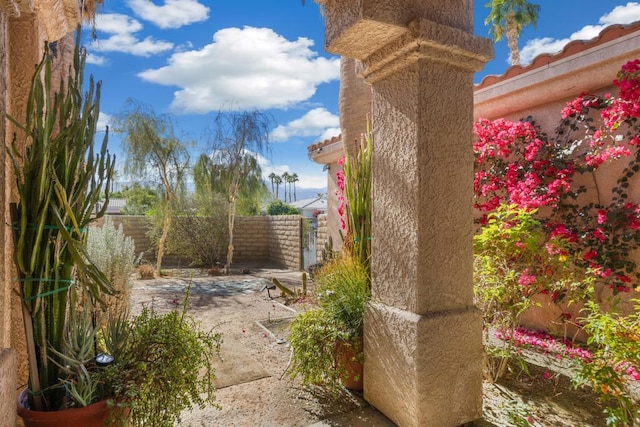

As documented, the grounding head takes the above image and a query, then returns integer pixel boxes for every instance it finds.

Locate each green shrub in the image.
[573,299,640,425]
[287,255,370,392]
[266,199,299,215]
[474,204,593,381]
[314,255,370,339]
[98,294,221,426]
[165,195,227,268]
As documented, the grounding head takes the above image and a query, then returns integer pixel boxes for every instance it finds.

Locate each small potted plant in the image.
[287,254,370,392]
[10,29,221,426]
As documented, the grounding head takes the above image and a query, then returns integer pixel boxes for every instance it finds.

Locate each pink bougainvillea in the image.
[473,59,640,293]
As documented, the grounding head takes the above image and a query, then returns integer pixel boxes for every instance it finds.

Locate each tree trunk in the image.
[156,207,171,276]
[226,195,237,274]
[506,14,520,66]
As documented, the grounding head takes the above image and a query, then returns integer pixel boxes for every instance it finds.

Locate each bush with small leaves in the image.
[85,216,136,325]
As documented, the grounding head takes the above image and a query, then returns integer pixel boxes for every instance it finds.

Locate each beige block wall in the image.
[316,213,329,264]
[233,216,269,262]
[267,215,303,270]
[96,215,304,270]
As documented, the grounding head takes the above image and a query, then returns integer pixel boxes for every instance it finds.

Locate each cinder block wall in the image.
[267,215,303,270]
[232,216,269,262]
[94,215,304,270]
[316,214,329,264]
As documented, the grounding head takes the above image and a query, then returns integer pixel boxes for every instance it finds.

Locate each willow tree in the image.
[198,110,272,273]
[113,99,191,274]
[485,0,540,66]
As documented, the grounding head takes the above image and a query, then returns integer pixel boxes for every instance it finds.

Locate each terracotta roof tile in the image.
[475,21,640,90]
[307,134,342,153]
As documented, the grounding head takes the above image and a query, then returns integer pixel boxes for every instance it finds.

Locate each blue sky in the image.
[84,1,640,195]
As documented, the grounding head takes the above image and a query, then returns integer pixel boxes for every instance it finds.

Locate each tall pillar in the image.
[338,57,371,155]
[315,1,493,426]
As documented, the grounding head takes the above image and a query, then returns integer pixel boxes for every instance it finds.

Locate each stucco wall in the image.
[0,6,8,351]
[7,10,45,396]
[0,349,16,425]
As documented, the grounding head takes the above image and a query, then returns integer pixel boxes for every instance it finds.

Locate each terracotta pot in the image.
[17,388,126,427]
[335,339,364,391]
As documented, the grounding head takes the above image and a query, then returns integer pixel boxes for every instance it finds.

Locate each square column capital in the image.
[316,0,493,79]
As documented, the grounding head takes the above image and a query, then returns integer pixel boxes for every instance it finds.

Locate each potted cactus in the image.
[9,29,221,427]
[9,29,115,416]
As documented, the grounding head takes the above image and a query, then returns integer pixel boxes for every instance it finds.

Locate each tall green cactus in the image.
[342,120,372,277]
[8,29,115,411]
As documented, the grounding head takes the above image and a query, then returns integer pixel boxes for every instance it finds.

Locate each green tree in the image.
[282,172,290,202]
[266,199,299,215]
[268,172,277,197]
[274,174,283,200]
[291,172,299,201]
[120,183,159,215]
[165,193,227,268]
[113,98,191,275]
[484,0,540,66]
[198,109,272,273]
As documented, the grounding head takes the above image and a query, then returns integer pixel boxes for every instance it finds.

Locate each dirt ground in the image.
[130,264,611,427]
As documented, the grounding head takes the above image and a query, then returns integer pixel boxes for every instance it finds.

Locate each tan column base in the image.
[364,302,483,427]
[0,348,16,425]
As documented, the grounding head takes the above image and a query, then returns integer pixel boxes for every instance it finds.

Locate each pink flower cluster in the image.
[495,327,592,362]
[474,59,640,292]
[335,157,346,230]
[495,327,640,382]
[473,118,574,211]
[613,58,640,120]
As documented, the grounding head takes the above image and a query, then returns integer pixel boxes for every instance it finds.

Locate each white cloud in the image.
[86,53,107,65]
[270,108,339,142]
[317,127,341,143]
[295,172,327,189]
[137,26,340,113]
[96,112,112,132]
[520,37,570,64]
[520,2,640,64]
[89,13,174,57]
[126,0,209,29]
[600,2,640,25]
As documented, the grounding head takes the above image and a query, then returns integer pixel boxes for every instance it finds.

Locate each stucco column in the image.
[316,1,493,426]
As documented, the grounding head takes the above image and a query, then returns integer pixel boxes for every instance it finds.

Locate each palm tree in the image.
[484,0,540,66]
[268,172,277,197]
[274,175,283,200]
[291,173,299,201]
[282,172,290,202]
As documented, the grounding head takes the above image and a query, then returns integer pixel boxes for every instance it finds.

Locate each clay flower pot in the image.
[335,338,364,391]
[17,388,126,427]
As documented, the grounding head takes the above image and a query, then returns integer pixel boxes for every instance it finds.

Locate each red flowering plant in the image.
[474,59,640,295]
